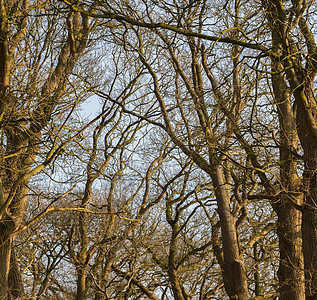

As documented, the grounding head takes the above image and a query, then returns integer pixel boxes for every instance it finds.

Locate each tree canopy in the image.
[0,0,317,299]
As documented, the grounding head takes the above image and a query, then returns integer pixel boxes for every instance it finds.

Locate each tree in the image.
[3,0,317,299]
[84,2,275,298]
[63,0,317,298]
[261,3,317,298]
[0,2,95,298]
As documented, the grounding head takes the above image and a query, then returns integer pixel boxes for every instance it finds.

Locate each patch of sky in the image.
[80,94,100,118]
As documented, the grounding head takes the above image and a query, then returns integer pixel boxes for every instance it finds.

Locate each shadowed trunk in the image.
[9,249,25,299]
[296,86,317,298]
[271,31,305,299]
[262,0,317,297]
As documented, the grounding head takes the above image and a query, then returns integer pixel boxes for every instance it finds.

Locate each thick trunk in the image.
[0,165,29,298]
[199,30,248,299]
[302,193,317,299]
[0,231,26,299]
[275,202,304,299]
[271,43,305,300]
[297,89,317,298]
[8,249,24,299]
[0,196,26,299]
[168,267,186,300]
[0,236,11,299]
[76,266,87,300]
[301,153,317,300]
[211,163,248,300]
[263,3,317,295]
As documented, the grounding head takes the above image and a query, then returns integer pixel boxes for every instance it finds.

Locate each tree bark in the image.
[8,249,25,299]
[262,1,317,298]
[0,235,11,299]
[271,33,305,299]
[76,266,87,300]
[211,163,248,300]
[296,87,317,298]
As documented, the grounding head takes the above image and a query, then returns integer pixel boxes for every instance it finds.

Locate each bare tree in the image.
[0,2,95,298]
[3,0,317,299]
[66,0,317,298]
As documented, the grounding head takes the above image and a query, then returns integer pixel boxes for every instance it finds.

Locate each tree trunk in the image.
[275,202,304,299]
[263,0,317,294]
[76,266,87,300]
[296,87,317,298]
[0,235,11,299]
[167,208,187,300]
[211,163,248,300]
[9,249,25,299]
[271,38,305,299]
[0,184,28,299]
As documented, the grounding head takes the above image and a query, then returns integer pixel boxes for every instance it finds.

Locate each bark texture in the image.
[211,164,248,300]
[271,31,305,299]
[263,0,317,297]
